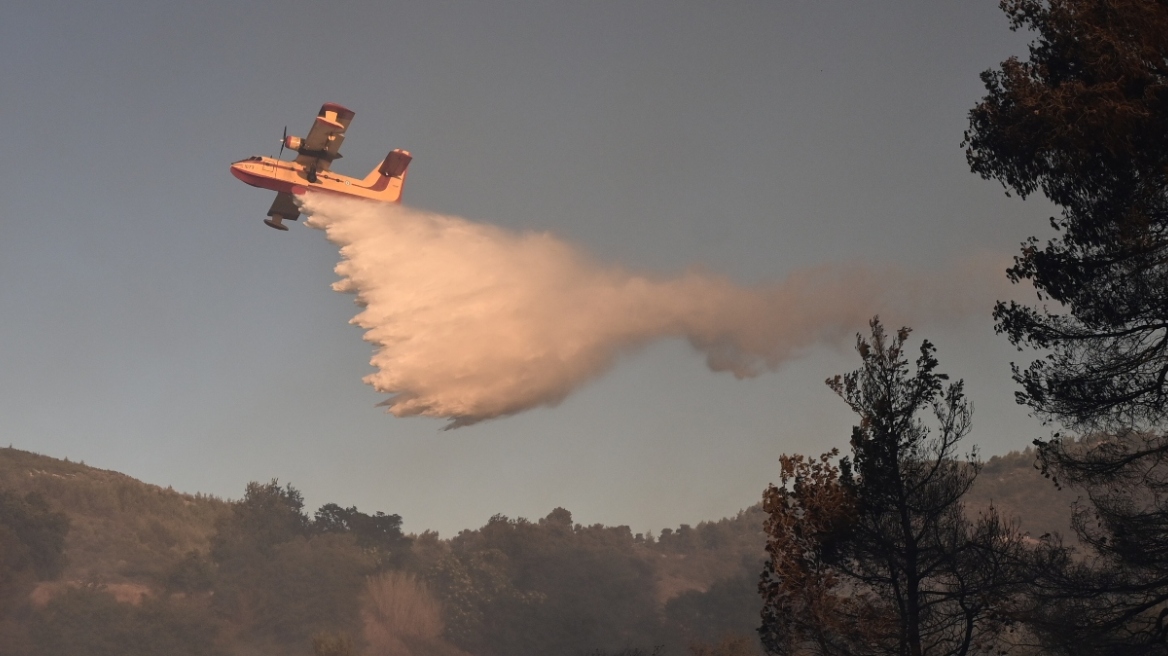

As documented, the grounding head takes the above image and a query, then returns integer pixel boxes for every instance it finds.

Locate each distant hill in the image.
[0,444,1080,656]
[0,447,230,587]
[0,443,1077,591]
[966,447,1078,540]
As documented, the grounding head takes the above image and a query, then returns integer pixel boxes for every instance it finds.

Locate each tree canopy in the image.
[0,491,69,583]
[965,0,1168,431]
[759,321,1027,656]
[966,1,1168,652]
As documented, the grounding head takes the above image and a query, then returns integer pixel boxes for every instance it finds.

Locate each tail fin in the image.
[360,149,412,202]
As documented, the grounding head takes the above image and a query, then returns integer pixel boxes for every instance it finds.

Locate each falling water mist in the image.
[301,196,1013,428]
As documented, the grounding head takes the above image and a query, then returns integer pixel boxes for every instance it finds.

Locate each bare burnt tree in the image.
[759,321,1028,656]
[965,1,1168,651]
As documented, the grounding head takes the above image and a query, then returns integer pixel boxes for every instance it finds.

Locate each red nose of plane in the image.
[230,161,270,189]
[230,160,306,196]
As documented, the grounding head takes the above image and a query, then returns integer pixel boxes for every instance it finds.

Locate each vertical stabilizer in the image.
[361,149,412,202]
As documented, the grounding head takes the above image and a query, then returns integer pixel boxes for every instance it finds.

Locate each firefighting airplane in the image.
[230,102,412,231]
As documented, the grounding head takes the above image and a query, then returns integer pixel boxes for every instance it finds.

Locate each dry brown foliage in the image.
[361,571,445,656]
[759,450,886,653]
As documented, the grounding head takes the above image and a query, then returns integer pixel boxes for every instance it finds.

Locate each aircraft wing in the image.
[294,103,355,173]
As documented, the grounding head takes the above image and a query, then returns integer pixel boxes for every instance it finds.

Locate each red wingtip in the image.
[320,102,355,121]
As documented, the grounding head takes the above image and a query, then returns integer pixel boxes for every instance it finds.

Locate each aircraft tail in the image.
[361,149,412,202]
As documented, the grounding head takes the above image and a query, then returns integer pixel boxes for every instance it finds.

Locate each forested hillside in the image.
[0,445,1073,656]
[0,448,230,589]
[966,447,1078,540]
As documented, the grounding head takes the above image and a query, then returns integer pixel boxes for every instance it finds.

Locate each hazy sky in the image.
[0,1,1053,536]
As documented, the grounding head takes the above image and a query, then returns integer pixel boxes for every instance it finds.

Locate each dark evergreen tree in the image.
[0,490,70,653]
[211,479,308,561]
[966,2,1168,651]
[759,321,1028,656]
[28,585,226,656]
[965,0,1168,428]
[314,502,412,566]
[0,491,68,583]
[426,509,662,656]
[209,481,372,652]
[665,575,761,646]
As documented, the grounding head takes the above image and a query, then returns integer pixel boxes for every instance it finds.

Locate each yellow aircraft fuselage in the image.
[229,153,409,203]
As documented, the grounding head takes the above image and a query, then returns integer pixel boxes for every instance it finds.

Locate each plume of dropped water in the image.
[301,196,1012,428]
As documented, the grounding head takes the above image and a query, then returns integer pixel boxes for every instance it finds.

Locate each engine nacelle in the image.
[284,135,304,151]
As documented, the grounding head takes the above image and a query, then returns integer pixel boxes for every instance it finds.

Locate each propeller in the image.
[278,125,288,160]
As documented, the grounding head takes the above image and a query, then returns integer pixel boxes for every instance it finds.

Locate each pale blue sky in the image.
[1,1,1050,535]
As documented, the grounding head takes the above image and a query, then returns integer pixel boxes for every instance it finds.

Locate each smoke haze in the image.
[302,196,1012,428]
